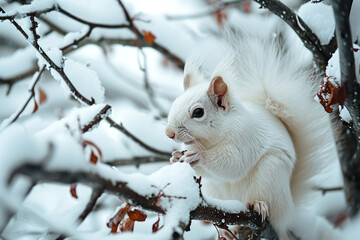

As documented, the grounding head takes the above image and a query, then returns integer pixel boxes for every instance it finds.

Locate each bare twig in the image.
[72,37,185,69]
[78,188,104,222]
[116,0,167,116]
[314,186,343,195]
[105,156,169,167]
[0,6,131,29]
[7,65,46,126]
[105,117,171,157]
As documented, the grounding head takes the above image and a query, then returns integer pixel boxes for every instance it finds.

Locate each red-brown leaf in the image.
[152,215,163,233]
[127,209,147,222]
[107,204,131,233]
[32,99,39,114]
[70,184,78,199]
[142,30,156,44]
[83,140,103,160]
[120,218,135,232]
[317,77,346,113]
[90,150,98,164]
[202,221,212,225]
[38,87,47,104]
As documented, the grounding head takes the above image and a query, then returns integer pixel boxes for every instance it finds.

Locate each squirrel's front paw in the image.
[179,150,200,167]
[170,150,185,163]
[247,200,269,222]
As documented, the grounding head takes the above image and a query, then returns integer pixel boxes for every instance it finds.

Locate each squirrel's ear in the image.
[207,76,229,109]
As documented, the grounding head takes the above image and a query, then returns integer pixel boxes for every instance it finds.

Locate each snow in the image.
[135,13,195,61]
[298,2,335,45]
[0,0,57,17]
[326,43,360,85]
[0,47,36,79]
[1,0,360,239]
[203,196,246,213]
[47,57,105,104]
[340,106,351,123]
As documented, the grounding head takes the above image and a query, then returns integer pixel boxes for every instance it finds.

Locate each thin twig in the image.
[314,186,343,195]
[78,188,104,222]
[8,65,46,125]
[0,6,131,29]
[116,0,166,115]
[105,156,169,167]
[105,117,171,157]
[81,105,112,133]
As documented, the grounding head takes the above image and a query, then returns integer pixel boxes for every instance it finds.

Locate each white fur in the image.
[166,33,338,239]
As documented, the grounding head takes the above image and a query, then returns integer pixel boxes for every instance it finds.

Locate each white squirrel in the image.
[165,32,339,239]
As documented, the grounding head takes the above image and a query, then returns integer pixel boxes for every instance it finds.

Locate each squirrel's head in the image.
[165,74,231,149]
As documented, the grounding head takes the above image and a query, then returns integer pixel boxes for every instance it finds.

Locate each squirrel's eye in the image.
[192,108,204,118]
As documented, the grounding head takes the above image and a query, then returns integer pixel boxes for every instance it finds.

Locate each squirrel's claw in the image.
[179,150,200,167]
[247,200,269,222]
[170,150,185,163]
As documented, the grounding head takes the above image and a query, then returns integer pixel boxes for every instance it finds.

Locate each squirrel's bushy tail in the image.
[223,33,338,205]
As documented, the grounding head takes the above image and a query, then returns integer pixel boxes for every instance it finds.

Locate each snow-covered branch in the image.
[1,4,172,157]
[253,0,332,69]
[9,159,274,239]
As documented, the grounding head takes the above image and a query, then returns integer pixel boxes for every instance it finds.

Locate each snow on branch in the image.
[8,158,275,239]
[0,4,171,157]
[253,0,331,69]
[0,2,185,70]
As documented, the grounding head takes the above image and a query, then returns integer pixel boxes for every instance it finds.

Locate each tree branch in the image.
[105,117,171,157]
[9,163,272,235]
[252,0,330,69]
[105,156,169,167]
[81,105,112,133]
[331,0,360,218]
[1,6,171,157]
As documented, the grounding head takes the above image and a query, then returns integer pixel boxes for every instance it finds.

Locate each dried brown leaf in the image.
[107,204,131,233]
[90,150,98,164]
[142,30,156,44]
[127,209,147,222]
[32,99,38,114]
[120,218,135,232]
[317,77,346,113]
[38,87,47,104]
[83,140,103,162]
[70,184,78,199]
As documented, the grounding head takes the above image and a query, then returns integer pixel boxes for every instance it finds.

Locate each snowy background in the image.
[1,0,360,239]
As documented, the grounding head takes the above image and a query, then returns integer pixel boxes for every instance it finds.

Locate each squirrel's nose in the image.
[165,127,175,139]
